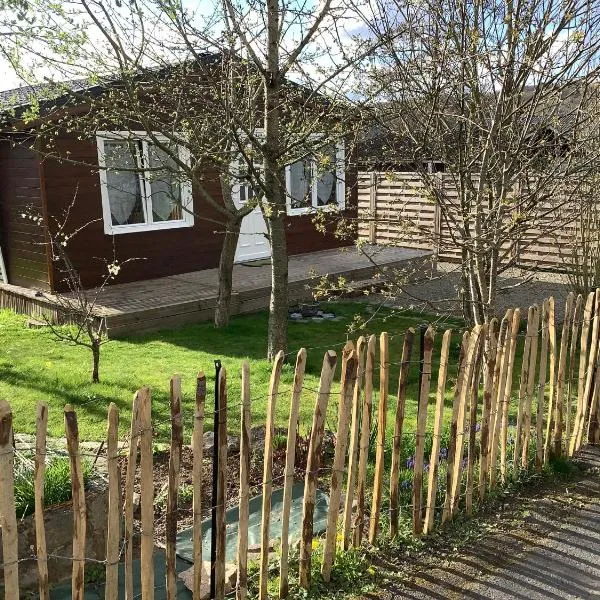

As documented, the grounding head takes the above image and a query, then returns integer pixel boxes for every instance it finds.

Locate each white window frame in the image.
[97,131,194,235]
[285,140,346,216]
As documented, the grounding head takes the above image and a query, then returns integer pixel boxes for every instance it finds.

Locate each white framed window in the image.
[286,141,345,216]
[96,131,193,235]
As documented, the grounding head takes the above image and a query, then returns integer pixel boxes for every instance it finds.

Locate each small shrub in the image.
[272,433,287,451]
[14,454,93,519]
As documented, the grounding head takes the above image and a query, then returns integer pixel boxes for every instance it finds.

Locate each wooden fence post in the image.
[576,289,600,450]
[166,376,183,600]
[424,329,451,534]
[442,331,469,524]
[479,320,497,499]
[465,330,484,515]
[514,306,536,476]
[565,295,583,452]
[389,329,415,538]
[354,334,375,547]
[322,343,357,582]
[521,305,540,470]
[413,326,435,535]
[0,400,18,600]
[124,391,142,600]
[35,402,49,600]
[105,403,120,600]
[64,404,87,600]
[536,301,550,472]
[369,172,377,243]
[299,351,337,589]
[543,298,557,464]
[259,352,284,600]
[450,326,482,517]
[214,368,229,600]
[238,362,252,600]
[193,373,206,599]
[342,337,366,550]
[500,309,521,484]
[586,345,600,444]
[489,311,512,488]
[552,293,575,457]
[138,388,154,600]
[279,350,306,599]
[581,290,600,444]
[570,292,594,455]
[369,332,389,544]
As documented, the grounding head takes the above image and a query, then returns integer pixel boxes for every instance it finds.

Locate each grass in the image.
[13,454,94,518]
[0,303,465,441]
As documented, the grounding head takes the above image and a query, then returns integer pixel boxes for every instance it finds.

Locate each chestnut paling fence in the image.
[1,291,600,600]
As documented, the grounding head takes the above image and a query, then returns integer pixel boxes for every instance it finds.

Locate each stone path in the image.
[384,262,572,321]
[372,446,600,600]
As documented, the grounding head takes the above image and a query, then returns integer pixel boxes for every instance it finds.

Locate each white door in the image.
[234,193,271,263]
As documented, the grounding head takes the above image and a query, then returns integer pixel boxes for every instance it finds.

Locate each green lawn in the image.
[0,304,469,441]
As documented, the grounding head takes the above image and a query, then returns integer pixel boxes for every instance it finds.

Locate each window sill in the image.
[104,219,194,235]
[287,204,345,217]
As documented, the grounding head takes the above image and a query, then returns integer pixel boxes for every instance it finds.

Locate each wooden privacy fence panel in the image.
[2,296,600,599]
[358,171,586,271]
[358,172,437,251]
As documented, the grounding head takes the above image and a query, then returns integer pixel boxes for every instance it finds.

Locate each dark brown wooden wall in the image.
[40,134,356,292]
[0,139,51,289]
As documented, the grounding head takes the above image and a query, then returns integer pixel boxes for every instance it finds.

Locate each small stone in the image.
[227,435,240,453]
[132,492,141,518]
[322,313,335,319]
[317,310,324,316]
[179,561,237,598]
[203,431,215,455]
[290,312,302,320]
[26,319,47,329]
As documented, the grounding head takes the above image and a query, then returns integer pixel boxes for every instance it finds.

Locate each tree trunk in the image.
[267,214,288,359]
[263,0,288,360]
[215,215,242,328]
[91,340,100,384]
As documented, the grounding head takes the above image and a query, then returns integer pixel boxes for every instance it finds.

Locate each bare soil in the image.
[117,428,321,547]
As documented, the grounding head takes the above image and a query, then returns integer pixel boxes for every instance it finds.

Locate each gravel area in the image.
[380,261,573,322]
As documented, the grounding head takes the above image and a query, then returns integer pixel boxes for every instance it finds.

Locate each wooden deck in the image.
[0,246,430,336]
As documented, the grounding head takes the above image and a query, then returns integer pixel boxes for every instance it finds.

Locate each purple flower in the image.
[401,479,412,489]
[475,423,481,433]
[406,456,415,469]
[461,457,467,469]
[424,462,430,472]
[439,447,448,460]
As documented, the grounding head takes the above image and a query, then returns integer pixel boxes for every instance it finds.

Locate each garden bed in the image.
[119,426,330,546]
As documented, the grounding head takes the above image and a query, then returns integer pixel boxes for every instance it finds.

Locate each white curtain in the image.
[289,160,310,208]
[316,171,336,206]
[316,147,337,206]
[149,145,181,221]
[105,141,143,225]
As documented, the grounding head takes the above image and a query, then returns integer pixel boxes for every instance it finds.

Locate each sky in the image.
[0,0,368,93]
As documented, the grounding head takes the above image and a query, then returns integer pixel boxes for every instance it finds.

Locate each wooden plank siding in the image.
[0,139,51,289]
[358,171,581,271]
[38,135,356,292]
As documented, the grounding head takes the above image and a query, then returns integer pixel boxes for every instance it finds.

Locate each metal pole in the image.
[210,359,221,600]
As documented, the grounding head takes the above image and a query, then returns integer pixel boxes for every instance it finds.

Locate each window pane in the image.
[104,141,145,226]
[148,144,183,222]
[289,160,311,209]
[315,147,337,207]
